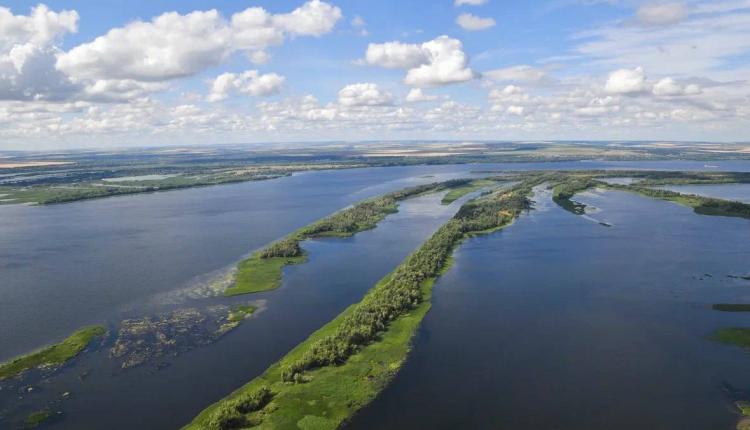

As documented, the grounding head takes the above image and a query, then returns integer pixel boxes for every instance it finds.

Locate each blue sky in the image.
[0,0,749,148]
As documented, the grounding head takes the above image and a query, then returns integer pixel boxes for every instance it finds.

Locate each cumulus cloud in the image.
[57,1,341,82]
[652,77,701,96]
[405,88,438,102]
[365,41,428,69]
[337,83,393,107]
[0,5,80,101]
[456,13,496,31]
[636,2,688,27]
[454,0,488,6]
[484,65,546,82]
[605,67,649,94]
[365,36,476,87]
[207,70,285,102]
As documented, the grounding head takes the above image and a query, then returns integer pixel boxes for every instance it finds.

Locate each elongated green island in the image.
[547,171,750,220]
[0,325,106,380]
[185,180,536,430]
[225,179,483,296]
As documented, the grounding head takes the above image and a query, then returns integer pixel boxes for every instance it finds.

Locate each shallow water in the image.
[349,186,750,430]
[2,160,750,429]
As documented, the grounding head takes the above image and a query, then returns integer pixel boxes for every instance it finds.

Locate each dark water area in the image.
[1,160,750,429]
[350,187,750,430]
[652,183,750,203]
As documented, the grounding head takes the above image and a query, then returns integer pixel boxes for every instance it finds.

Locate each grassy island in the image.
[541,171,750,220]
[440,179,498,204]
[24,409,55,428]
[184,181,535,430]
[0,325,106,380]
[224,179,477,296]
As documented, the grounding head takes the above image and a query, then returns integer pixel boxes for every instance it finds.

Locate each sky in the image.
[0,0,749,149]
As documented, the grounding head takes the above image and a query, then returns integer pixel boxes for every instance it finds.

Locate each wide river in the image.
[1,160,749,429]
[350,182,750,429]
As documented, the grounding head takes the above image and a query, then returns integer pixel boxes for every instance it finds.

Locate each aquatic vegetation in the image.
[111,305,255,369]
[0,326,105,381]
[24,409,54,428]
[184,181,535,430]
[713,328,750,348]
[224,179,474,296]
[712,304,750,312]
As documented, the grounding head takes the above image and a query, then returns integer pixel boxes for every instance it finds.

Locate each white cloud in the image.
[484,65,546,82]
[652,77,701,96]
[337,83,393,106]
[272,0,342,36]
[207,70,285,102]
[366,36,476,87]
[636,2,688,27]
[365,41,428,69]
[0,4,78,50]
[605,67,649,94]
[456,13,496,31]
[404,37,476,86]
[506,105,525,115]
[405,88,438,102]
[454,0,488,6]
[0,5,80,101]
[57,1,341,82]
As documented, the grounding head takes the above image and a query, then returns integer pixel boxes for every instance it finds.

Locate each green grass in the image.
[224,180,476,297]
[227,304,258,323]
[713,328,750,348]
[24,409,54,428]
[185,276,434,430]
[225,255,306,296]
[0,325,106,380]
[184,182,533,430]
[440,179,496,204]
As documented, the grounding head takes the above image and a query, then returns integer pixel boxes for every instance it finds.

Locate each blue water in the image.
[652,183,750,203]
[1,160,749,429]
[350,186,750,430]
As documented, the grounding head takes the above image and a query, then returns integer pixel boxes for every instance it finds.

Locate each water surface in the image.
[350,187,750,430]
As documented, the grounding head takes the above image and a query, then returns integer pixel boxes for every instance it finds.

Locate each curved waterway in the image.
[349,186,750,430]
[1,160,749,428]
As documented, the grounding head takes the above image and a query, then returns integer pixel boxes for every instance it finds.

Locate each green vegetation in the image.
[550,176,600,215]
[184,181,534,430]
[227,304,258,323]
[713,328,750,348]
[24,409,54,428]
[712,304,750,312]
[440,179,498,204]
[224,180,473,296]
[538,171,750,220]
[0,325,106,380]
[607,184,750,220]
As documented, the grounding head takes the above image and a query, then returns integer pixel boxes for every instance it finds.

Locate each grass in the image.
[224,180,475,297]
[24,409,54,428]
[713,328,750,348]
[184,182,532,430]
[225,255,306,296]
[440,179,497,204]
[0,325,106,380]
[227,304,258,323]
[185,276,434,430]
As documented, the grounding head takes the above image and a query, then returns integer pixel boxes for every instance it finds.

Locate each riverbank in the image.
[0,326,106,380]
[224,180,475,296]
[184,181,535,430]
